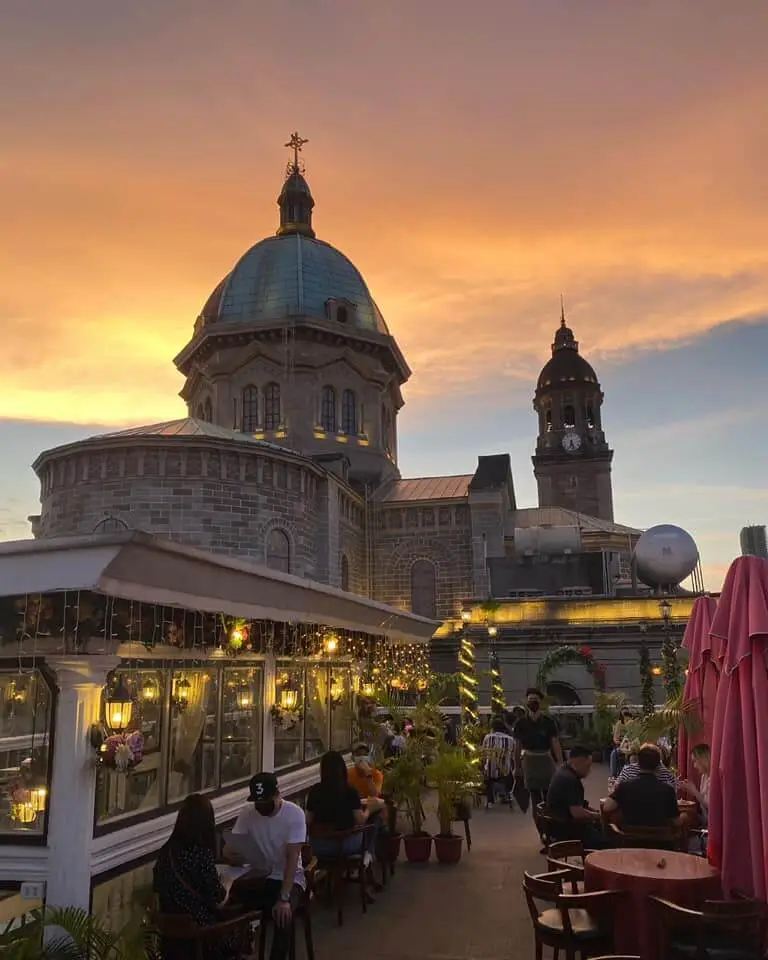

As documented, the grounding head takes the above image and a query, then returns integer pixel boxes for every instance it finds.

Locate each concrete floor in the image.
[308,766,608,960]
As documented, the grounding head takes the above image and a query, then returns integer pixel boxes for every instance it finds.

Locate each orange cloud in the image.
[1,2,767,426]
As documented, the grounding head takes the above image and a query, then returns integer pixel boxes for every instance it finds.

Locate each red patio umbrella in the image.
[707,556,768,900]
[678,595,719,781]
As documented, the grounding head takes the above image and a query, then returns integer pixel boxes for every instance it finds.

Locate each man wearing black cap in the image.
[225,773,306,960]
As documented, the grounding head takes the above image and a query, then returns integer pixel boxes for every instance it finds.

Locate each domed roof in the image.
[536,303,599,392]
[200,233,389,335]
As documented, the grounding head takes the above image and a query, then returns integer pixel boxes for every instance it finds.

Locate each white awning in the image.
[0,533,437,645]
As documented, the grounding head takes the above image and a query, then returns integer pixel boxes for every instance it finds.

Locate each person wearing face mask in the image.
[513,688,563,837]
[347,743,385,803]
[224,773,306,960]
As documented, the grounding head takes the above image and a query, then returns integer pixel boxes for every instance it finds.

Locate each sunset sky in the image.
[2,0,767,589]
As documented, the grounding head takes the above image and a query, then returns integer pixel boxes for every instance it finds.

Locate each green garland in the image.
[661,632,682,700]
[536,644,607,693]
[639,639,655,715]
[458,627,479,752]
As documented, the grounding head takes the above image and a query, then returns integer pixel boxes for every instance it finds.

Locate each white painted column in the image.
[46,656,120,910]
[262,654,276,772]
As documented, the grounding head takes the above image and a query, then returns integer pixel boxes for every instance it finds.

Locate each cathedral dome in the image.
[200,234,389,335]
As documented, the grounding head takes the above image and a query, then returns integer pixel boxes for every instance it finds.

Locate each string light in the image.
[489,648,505,715]
[458,624,479,747]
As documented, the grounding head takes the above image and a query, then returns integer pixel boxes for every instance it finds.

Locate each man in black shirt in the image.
[603,743,681,834]
[513,688,563,829]
[546,744,606,846]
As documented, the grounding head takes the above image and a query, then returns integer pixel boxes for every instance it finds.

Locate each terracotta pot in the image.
[385,832,403,863]
[433,833,463,864]
[403,832,432,863]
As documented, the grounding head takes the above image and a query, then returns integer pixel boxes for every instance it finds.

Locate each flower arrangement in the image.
[98,731,144,772]
[269,703,301,732]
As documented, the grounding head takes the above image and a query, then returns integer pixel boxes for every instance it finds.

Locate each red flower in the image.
[579,646,593,658]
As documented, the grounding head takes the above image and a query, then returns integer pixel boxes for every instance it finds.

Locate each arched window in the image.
[341,389,357,435]
[321,386,337,432]
[196,404,205,419]
[545,409,553,432]
[264,383,281,430]
[266,528,291,574]
[340,554,350,592]
[337,306,348,324]
[93,516,129,534]
[410,559,437,619]
[562,404,576,428]
[242,385,259,432]
[585,404,595,429]
[203,397,213,422]
[546,681,581,707]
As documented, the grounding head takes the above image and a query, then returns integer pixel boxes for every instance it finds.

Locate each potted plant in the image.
[426,744,480,864]
[385,741,431,862]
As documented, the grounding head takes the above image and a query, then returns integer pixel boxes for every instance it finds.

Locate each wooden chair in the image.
[150,908,261,960]
[651,896,764,960]
[523,870,622,960]
[536,804,593,854]
[256,846,316,960]
[547,840,587,890]
[309,823,377,927]
[608,821,687,852]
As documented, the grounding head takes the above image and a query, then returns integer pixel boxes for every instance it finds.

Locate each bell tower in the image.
[531,300,614,521]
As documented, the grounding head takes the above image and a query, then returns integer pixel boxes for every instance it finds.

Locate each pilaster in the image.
[261,655,276,772]
[45,656,120,910]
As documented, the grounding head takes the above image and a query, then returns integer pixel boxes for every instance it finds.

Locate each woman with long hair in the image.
[305,750,369,857]
[610,709,633,778]
[153,794,233,959]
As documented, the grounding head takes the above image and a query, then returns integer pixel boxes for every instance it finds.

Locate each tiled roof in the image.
[379,475,473,503]
[99,419,290,452]
[512,506,641,536]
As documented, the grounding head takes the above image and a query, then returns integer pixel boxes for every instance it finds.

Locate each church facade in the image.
[29,141,642,625]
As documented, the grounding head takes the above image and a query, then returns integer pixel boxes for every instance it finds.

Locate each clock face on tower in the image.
[562,432,582,453]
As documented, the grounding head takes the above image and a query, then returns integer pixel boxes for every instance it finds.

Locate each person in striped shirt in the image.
[481,717,516,807]
[614,742,677,790]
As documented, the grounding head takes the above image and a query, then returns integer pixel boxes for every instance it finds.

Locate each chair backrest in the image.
[548,840,585,864]
[150,910,201,939]
[522,871,562,925]
[609,822,681,850]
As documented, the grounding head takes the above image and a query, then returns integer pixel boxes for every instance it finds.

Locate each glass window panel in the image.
[303,666,330,762]
[95,669,165,824]
[168,669,218,803]
[330,669,354,752]
[0,671,52,836]
[220,667,262,786]
[274,665,305,769]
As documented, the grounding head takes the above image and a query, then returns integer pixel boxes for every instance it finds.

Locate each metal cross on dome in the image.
[285,131,308,171]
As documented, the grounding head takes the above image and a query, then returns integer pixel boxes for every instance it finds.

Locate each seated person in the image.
[617,742,677,788]
[223,773,306,960]
[603,744,682,834]
[306,750,371,858]
[679,743,711,824]
[347,743,386,806]
[153,794,233,960]
[545,744,606,846]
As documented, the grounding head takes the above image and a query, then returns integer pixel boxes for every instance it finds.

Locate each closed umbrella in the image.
[707,556,768,900]
[678,595,718,781]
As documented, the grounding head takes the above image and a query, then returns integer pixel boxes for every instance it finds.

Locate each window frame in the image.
[241,385,260,433]
[320,386,337,433]
[265,528,291,574]
[264,383,281,431]
[341,389,357,435]
[0,662,57,847]
[410,558,437,619]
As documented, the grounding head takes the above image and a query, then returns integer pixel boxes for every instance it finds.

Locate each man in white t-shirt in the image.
[225,773,306,960]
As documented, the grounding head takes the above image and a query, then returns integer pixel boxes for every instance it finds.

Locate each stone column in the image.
[261,655,276,772]
[45,656,120,910]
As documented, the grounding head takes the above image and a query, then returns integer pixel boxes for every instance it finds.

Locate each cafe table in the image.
[584,848,721,960]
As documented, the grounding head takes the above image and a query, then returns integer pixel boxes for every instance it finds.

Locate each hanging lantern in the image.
[651,665,662,677]
[280,686,299,710]
[487,624,498,637]
[140,676,160,703]
[173,676,192,710]
[12,800,37,825]
[324,634,339,655]
[104,678,134,733]
[361,681,376,698]
[236,685,253,709]
[8,680,28,704]
[389,676,403,690]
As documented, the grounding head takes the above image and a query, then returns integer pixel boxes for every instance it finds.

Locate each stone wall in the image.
[372,502,473,619]
[35,440,366,588]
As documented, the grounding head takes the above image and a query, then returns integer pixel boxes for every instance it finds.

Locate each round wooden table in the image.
[585,848,721,960]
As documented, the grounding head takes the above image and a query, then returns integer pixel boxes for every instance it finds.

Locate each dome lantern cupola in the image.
[277,131,315,238]
[553,294,578,352]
